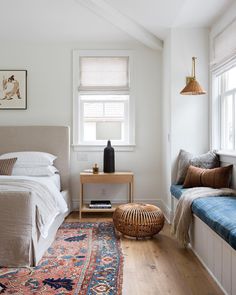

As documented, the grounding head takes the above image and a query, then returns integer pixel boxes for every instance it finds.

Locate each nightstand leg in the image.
[129,183,131,203]
[79,183,83,219]
[129,180,134,203]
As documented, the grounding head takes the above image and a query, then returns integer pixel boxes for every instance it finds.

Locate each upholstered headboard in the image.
[0,126,70,190]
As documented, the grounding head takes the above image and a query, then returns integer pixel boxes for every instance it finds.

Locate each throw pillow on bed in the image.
[0,151,57,168]
[176,150,220,184]
[183,165,233,189]
[0,158,17,175]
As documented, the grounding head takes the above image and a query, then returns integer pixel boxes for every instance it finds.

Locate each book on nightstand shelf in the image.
[89,200,112,209]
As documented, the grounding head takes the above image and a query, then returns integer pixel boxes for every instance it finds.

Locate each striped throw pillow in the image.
[0,158,17,175]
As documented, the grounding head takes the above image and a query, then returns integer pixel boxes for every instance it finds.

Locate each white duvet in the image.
[0,176,68,238]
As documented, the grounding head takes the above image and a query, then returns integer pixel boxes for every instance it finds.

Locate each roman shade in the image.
[79,56,129,90]
[212,18,236,65]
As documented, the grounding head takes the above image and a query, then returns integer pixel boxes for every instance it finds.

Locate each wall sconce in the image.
[180,57,206,95]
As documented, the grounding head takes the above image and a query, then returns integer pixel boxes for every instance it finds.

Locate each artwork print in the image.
[0,70,27,109]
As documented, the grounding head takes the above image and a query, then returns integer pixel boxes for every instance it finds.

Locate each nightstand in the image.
[79,172,134,219]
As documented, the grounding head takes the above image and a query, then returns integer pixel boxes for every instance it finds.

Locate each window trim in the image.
[210,54,236,153]
[72,50,135,151]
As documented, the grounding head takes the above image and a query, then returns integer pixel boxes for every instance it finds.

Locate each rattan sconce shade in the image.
[180,78,206,95]
[180,57,206,95]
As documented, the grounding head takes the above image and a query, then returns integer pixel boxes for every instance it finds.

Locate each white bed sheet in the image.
[32,174,61,191]
[51,174,61,191]
[0,174,61,190]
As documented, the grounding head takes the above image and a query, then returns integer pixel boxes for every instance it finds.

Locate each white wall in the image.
[0,41,162,209]
[161,28,209,215]
[170,28,209,177]
[160,32,172,216]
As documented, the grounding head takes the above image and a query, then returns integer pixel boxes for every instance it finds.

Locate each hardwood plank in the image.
[66,212,224,295]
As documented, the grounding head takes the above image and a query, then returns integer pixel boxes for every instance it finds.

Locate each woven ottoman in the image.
[113,203,165,238]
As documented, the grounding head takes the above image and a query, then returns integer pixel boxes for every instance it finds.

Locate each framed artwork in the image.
[0,70,27,110]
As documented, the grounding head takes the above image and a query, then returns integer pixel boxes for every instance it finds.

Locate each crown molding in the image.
[75,0,163,51]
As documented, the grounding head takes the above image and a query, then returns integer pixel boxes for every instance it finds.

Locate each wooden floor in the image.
[66,212,223,295]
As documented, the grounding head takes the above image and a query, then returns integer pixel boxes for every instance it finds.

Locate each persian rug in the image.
[0,222,123,295]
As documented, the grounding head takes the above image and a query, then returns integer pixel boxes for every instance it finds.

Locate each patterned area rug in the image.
[0,222,123,295]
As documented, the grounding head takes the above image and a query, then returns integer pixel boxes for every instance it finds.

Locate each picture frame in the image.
[0,70,27,110]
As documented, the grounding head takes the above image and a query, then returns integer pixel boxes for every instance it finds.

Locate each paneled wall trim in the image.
[191,216,236,295]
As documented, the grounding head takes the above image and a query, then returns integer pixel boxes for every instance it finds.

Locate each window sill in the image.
[216,150,236,157]
[216,150,236,163]
[72,144,136,152]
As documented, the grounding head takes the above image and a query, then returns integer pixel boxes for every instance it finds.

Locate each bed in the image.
[0,126,71,267]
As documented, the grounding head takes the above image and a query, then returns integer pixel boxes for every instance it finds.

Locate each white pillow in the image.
[12,166,58,176]
[0,152,57,168]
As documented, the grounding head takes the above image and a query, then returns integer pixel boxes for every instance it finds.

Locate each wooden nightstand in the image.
[79,172,134,219]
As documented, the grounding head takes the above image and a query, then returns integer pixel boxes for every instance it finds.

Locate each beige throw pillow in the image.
[176,150,193,184]
[176,150,220,185]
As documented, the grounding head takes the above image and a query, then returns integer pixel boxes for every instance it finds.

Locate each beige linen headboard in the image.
[0,126,70,190]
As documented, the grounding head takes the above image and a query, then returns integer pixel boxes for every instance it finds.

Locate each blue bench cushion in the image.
[170,184,236,250]
[170,184,186,200]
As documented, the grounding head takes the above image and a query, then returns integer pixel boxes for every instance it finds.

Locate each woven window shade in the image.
[213,19,236,64]
[79,56,129,90]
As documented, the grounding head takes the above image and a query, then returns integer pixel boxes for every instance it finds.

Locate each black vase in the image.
[103,140,115,173]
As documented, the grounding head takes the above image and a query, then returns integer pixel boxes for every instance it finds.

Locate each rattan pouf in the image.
[113,203,165,238]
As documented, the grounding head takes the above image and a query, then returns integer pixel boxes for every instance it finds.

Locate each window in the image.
[210,18,236,153]
[214,63,236,150]
[73,51,135,150]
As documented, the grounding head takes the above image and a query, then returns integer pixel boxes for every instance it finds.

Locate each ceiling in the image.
[0,0,233,43]
[0,0,130,43]
[108,0,234,39]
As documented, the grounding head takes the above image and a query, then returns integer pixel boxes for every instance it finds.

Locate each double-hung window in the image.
[73,51,134,150]
[211,18,236,152]
[213,62,236,150]
[219,65,236,150]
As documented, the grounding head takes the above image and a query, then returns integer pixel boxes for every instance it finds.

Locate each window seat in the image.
[170,184,236,250]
